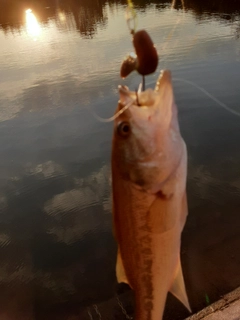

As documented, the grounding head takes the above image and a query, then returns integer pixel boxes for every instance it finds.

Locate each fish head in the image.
[112,70,183,193]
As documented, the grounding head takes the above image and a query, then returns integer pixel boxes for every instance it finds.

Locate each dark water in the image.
[0,0,240,319]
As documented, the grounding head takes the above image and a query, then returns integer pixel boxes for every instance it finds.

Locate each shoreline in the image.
[185,287,240,320]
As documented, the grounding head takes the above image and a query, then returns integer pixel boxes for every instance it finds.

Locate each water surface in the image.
[0,0,240,319]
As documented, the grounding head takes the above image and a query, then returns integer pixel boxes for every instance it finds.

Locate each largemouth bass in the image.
[111,70,191,320]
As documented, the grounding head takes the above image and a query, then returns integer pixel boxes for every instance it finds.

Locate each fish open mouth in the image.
[118,70,172,109]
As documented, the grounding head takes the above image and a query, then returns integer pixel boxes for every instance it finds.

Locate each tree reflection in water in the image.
[0,0,240,38]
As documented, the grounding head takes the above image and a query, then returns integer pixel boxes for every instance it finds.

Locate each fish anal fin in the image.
[170,259,192,313]
[116,249,130,287]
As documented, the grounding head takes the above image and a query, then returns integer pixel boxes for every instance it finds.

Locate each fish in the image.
[111,70,191,320]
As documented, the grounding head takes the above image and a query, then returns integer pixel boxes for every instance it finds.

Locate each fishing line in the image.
[158,0,187,67]
[88,76,240,123]
[126,0,138,33]
[160,1,204,72]
[159,17,182,67]
[88,0,240,122]
[172,77,240,117]
[87,81,142,123]
[85,0,185,124]
[145,77,240,117]
[87,100,133,123]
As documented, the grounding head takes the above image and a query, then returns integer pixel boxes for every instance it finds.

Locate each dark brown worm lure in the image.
[120,29,159,83]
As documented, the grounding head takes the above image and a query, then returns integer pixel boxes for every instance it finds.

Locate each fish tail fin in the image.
[170,259,192,313]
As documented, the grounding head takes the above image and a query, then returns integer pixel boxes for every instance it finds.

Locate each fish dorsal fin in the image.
[116,248,130,286]
[170,259,192,313]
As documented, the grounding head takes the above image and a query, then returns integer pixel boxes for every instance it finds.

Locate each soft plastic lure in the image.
[120,1,159,89]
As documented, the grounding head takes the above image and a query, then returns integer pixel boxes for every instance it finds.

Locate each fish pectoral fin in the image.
[116,248,130,286]
[148,193,177,234]
[170,260,192,313]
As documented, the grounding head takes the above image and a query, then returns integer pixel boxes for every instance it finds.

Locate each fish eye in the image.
[117,121,131,137]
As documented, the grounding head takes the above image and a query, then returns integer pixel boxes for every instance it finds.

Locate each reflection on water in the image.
[0,0,109,38]
[1,0,240,37]
[26,9,41,40]
[0,0,240,319]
